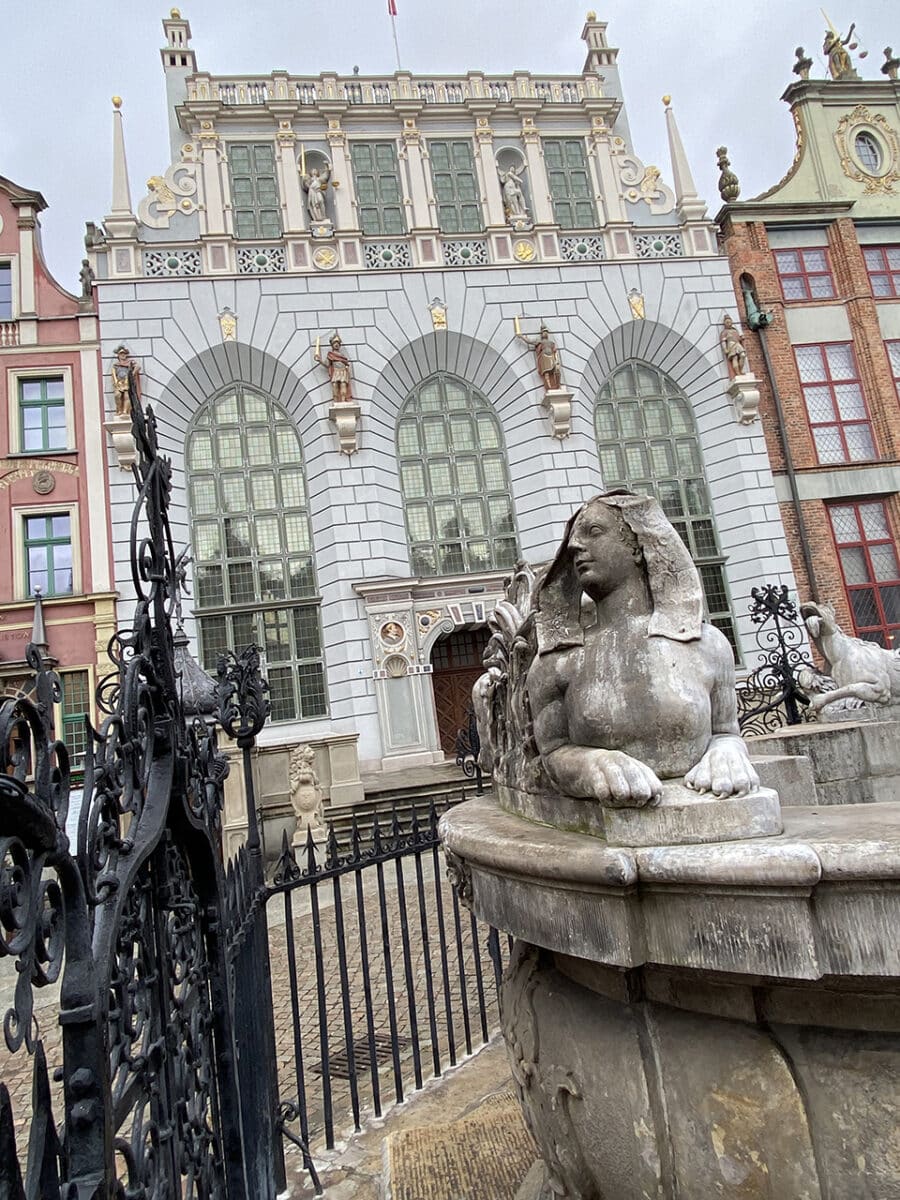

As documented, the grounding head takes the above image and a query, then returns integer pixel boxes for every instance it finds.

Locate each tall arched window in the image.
[397,375,518,576]
[595,361,738,652]
[187,386,326,721]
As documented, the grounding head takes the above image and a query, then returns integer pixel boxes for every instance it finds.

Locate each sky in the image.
[2,0,893,291]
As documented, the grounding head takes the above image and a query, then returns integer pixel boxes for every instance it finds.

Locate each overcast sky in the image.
[3,0,893,290]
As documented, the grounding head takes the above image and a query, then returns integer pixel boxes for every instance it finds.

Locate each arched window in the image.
[397,375,518,576]
[187,386,326,721]
[595,362,738,652]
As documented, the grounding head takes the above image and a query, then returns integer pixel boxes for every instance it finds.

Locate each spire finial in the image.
[663,97,707,223]
[716,146,740,203]
[105,93,138,239]
[30,589,49,659]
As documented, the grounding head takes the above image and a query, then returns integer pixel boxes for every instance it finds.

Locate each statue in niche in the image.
[110,345,141,418]
[518,324,561,392]
[522,491,759,807]
[289,744,325,844]
[720,315,748,377]
[498,163,529,220]
[301,164,331,223]
[824,23,860,81]
[315,332,352,402]
[79,259,95,299]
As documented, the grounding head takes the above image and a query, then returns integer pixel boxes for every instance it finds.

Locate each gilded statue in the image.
[824,23,860,81]
[524,492,759,807]
[110,346,141,418]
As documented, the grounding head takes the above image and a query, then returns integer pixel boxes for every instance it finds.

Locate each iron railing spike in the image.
[305,824,318,874]
[349,812,362,861]
[372,814,383,855]
[325,821,340,869]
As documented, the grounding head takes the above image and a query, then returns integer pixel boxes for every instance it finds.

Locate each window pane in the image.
[840,546,870,585]
[187,386,323,723]
[397,374,517,575]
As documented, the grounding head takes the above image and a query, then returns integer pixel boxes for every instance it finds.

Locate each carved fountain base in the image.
[440,796,900,1199]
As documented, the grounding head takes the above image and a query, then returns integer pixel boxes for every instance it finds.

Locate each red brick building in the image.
[0,175,115,772]
[718,47,900,648]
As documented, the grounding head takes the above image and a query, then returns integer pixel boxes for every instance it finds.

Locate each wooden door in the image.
[431,628,489,756]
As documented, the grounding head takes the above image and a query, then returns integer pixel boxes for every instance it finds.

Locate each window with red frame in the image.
[863,246,900,298]
[887,339,900,401]
[828,501,900,647]
[773,247,835,301]
[794,342,876,464]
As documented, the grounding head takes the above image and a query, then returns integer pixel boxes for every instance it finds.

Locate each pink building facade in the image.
[0,175,115,771]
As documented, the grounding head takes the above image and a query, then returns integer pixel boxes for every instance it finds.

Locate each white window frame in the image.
[0,256,19,322]
[12,503,81,600]
[6,364,75,455]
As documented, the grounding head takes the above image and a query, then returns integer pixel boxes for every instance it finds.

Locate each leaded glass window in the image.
[595,362,738,653]
[228,142,282,240]
[350,141,405,236]
[187,386,326,721]
[428,141,482,234]
[398,375,517,576]
[0,263,12,320]
[543,138,595,230]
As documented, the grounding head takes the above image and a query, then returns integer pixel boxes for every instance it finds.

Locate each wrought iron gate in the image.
[0,384,284,1197]
[0,378,506,1197]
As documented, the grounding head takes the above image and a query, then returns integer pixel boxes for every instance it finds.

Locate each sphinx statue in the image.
[801,600,900,715]
[475,490,773,842]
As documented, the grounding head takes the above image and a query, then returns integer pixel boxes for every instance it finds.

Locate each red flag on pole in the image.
[388,0,397,14]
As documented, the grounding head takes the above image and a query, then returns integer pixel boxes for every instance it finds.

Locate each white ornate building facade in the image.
[88,11,796,804]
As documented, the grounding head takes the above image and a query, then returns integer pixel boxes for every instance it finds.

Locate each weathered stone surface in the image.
[749,752,817,804]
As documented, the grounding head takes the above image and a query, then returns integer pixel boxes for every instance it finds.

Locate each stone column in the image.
[399,118,435,231]
[325,118,357,232]
[275,120,306,233]
[519,115,555,226]
[197,119,228,237]
[472,115,506,228]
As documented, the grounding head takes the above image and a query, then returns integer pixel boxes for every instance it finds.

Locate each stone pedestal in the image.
[329,400,361,455]
[105,415,138,470]
[540,388,573,439]
[727,372,761,424]
[440,790,900,1199]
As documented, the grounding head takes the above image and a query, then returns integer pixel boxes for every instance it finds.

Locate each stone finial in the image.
[716,146,740,202]
[883,46,900,80]
[106,95,138,240]
[792,46,813,79]
[662,96,707,223]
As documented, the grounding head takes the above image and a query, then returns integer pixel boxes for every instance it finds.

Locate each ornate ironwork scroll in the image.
[737,583,814,736]
[455,704,484,795]
[0,374,279,1196]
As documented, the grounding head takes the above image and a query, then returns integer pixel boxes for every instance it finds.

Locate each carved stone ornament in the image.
[727,374,761,425]
[218,307,237,342]
[137,161,199,229]
[801,601,900,715]
[443,849,473,909]
[31,470,55,495]
[329,402,361,456]
[105,416,139,471]
[289,744,325,847]
[834,106,900,194]
[475,491,780,845]
[541,389,573,440]
[618,155,675,214]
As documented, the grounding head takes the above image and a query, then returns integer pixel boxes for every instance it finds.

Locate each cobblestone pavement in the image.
[0,848,502,1183]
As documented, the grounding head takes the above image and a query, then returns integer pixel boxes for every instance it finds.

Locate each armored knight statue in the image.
[720,315,748,377]
[110,345,141,417]
[315,332,352,402]
[517,324,561,392]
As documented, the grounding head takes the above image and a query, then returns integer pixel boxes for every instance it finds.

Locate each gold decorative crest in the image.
[513,240,536,263]
[834,106,900,194]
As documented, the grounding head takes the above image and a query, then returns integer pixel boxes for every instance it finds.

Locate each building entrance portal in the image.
[431,627,490,756]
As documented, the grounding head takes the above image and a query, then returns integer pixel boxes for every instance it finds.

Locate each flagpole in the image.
[391,12,402,71]
[388,0,402,70]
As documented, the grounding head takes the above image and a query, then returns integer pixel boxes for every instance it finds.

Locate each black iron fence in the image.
[737,583,815,736]
[267,807,505,1169]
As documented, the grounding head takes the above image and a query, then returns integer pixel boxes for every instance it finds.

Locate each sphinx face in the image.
[567,501,638,602]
